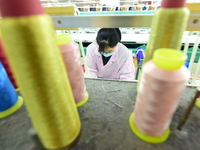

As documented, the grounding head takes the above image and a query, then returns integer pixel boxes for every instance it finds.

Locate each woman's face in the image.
[104,46,116,53]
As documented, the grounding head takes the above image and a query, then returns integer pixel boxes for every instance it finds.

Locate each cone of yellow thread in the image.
[144,8,189,63]
[0,0,81,149]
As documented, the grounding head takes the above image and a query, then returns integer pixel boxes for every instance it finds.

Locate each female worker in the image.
[86,28,135,81]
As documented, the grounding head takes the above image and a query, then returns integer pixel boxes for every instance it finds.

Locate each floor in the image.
[0,79,200,150]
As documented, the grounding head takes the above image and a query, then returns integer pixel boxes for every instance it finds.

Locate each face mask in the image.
[101,51,115,57]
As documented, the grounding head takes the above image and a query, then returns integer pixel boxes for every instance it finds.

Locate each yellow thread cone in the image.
[195,98,200,108]
[1,15,81,149]
[144,8,189,63]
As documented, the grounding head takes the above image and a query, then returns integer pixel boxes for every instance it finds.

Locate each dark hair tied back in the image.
[96,28,120,53]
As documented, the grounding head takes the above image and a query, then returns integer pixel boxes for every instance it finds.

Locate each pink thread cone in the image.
[134,60,190,136]
[58,36,87,104]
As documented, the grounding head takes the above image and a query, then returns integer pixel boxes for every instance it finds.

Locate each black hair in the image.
[114,28,121,42]
[96,28,120,53]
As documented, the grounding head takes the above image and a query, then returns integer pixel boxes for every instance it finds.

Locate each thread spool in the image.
[135,5,138,11]
[89,6,94,11]
[93,6,96,11]
[137,0,189,90]
[138,5,143,11]
[143,6,147,10]
[132,6,136,11]
[148,6,152,11]
[78,8,81,12]
[153,5,158,11]
[0,30,19,90]
[0,0,81,149]
[96,6,102,12]
[195,93,200,108]
[130,49,190,143]
[0,62,23,119]
[102,6,107,11]
[83,6,89,12]
[111,6,115,11]
[124,5,129,11]
[144,0,189,63]
[56,34,89,107]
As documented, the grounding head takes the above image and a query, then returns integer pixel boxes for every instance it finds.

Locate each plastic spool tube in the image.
[0,62,23,119]
[0,0,81,149]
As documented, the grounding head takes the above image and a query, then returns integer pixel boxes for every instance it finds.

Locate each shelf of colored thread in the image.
[79,11,155,15]
[78,5,158,12]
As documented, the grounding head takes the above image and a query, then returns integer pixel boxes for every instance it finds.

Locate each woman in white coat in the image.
[86,28,135,81]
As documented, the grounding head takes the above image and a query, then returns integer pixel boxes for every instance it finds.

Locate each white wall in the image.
[100,0,120,6]
[187,0,200,2]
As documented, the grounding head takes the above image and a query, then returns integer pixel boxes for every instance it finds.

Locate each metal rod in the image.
[107,99,123,109]
[177,89,200,130]
[135,67,140,80]
[51,13,200,30]
[76,30,89,76]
